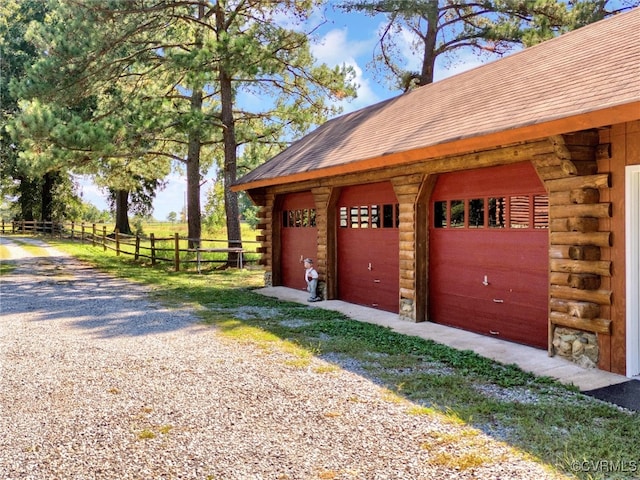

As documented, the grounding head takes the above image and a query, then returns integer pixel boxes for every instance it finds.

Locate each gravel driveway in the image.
[0,237,569,479]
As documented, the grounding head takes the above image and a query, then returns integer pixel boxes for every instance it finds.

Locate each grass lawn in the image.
[41,239,640,479]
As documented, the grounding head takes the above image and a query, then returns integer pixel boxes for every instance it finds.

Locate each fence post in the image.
[150,233,156,266]
[103,226,107,251]
[135,235,140,261]
[1,220,4,234]
[115,228,120,256]
[71,222,75,241]
[174,232,180,272]
[92,224,96,247]
[81,223,85,244]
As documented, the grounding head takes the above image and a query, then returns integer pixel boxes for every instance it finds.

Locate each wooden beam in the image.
[546,173,610,192]
[550,217,600,232]
[564,146,596,161]
[550,259,611,277]
[536,166,568,181]
[571,160,598,176]
[550,272,572,286]
[550,297,569,312]
[550,231,611,247]
[567,301,600,319]
[550,285,612,305]
[568,274,601,290]
[400,277,414,290]
[596,143,611,160]
[562,130,600,146]
[570,188,600,204]
[549,245,601,260]
[550,203,611,218]
[530,153,562,167]
[549,135,572,160]
[550,311,611,334]
[400,288,415,300]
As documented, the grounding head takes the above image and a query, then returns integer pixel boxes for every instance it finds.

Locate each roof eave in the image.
[232,101,640,193]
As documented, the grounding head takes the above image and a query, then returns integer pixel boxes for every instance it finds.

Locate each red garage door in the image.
[280,192,317,290]
[338,182,399,312]
[429,162,549,349]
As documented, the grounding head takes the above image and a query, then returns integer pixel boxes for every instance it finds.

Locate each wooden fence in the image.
[1,220,260,272]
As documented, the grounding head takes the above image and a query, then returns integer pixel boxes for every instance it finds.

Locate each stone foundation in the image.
[552,327,599,368]
[264,271,272,287]
[399,298,415,322]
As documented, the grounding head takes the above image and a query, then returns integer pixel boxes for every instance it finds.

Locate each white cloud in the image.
[311,27,382,113]
[313,27,369,64]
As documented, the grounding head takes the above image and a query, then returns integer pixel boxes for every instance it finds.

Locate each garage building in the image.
[234,10,640,376]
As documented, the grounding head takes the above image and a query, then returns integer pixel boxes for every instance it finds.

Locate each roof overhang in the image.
[232,101,640,192]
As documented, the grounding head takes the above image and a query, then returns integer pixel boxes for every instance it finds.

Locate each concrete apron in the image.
[255,286,629,392]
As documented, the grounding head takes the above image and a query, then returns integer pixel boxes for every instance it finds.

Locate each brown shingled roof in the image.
[235,8,640,190]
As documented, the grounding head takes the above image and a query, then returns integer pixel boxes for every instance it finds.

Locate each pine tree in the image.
[10,0,356,255]
[340,0,638,91]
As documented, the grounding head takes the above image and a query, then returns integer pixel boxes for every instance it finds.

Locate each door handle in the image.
[368,262,372,271]
[493,298,504,303]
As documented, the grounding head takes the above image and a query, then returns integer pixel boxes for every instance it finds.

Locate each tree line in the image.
[1,0,636,256]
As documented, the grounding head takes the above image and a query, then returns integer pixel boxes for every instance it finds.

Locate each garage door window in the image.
[283,208,316,228]
[489,197,506,228]
[340,204,399,228]
[469,199,484,228]
[450,200,464,228]
[434,195,548,229]
[534,195,549,228]
[510,196,530,229]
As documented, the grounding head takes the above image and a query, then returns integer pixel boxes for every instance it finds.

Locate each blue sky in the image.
[80,4,491,221]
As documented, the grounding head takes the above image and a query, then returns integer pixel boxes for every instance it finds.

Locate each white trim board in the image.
[626,165,640,377]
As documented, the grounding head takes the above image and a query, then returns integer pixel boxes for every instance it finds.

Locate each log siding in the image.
[391,175,424,320]
[248,124,637,374]
[532,131,614,368]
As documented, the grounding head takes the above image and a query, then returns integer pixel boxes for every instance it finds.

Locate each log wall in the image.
[251,190,275,285]
[391,175,425,321]
[531,131,614,368]
[312,186,333,298]
[247,124,636,373]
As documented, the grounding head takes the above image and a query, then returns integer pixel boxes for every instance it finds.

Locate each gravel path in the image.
[0,237,569,479]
